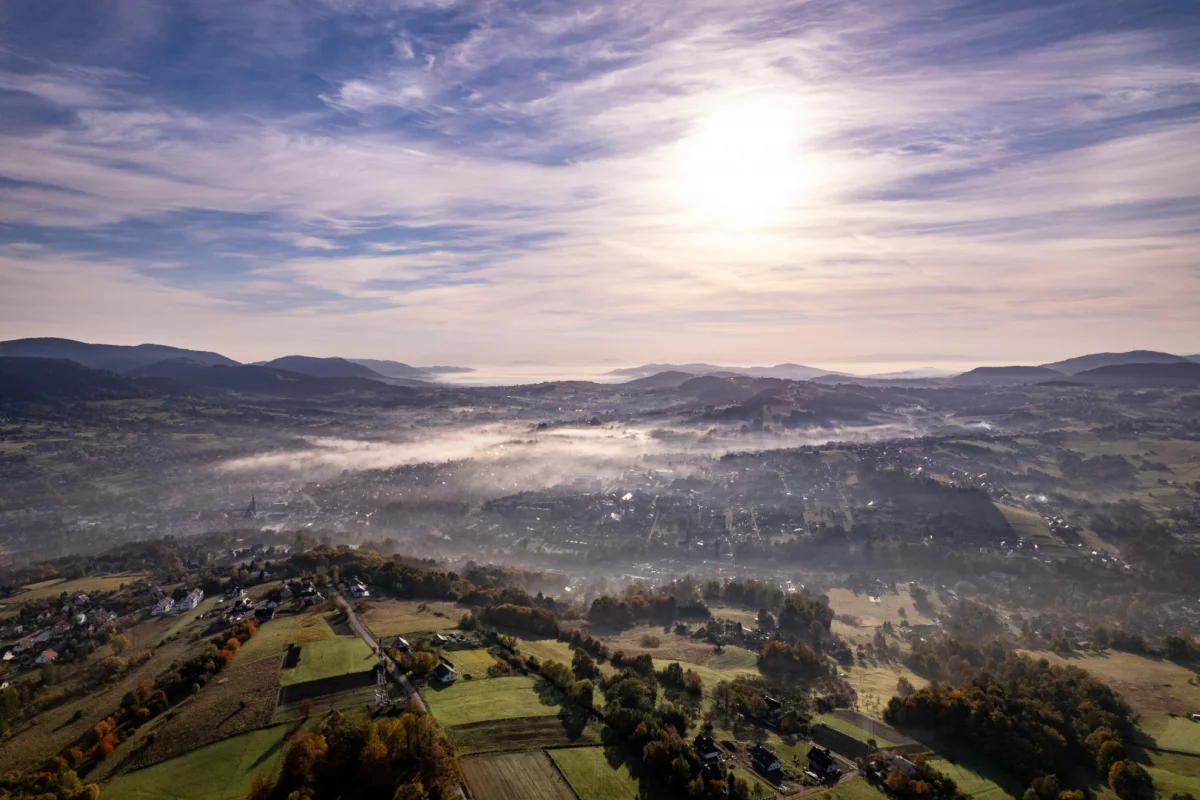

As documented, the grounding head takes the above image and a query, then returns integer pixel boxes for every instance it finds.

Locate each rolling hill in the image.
[1075,362,1200,385]
[0,357,157,402]
[0,337,238,372]
[952,366,1064,385]
[258,356,386,380]
[1041,350,1190,374]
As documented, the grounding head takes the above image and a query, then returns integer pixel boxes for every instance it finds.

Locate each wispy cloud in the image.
[0,0,1198,366]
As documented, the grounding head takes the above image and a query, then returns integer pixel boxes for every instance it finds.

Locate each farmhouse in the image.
[151,597,174,616]
[750,744,783,782]
[432,662,458,684]
[694,735,721,766]
[177,588,205,611]
[349,579,370,598]
[393,636,411,652]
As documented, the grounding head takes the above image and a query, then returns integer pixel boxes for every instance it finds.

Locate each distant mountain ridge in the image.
[349,358,475,380]
[1040,350,1189,374]
[0,337,237,372]
[952,366,1064,386]
[258,356,386,380]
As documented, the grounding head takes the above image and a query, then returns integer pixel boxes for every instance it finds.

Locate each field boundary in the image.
[544,751,584,800]
[277,669,375,704]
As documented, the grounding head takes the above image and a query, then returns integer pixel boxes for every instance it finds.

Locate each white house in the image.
[151,597,175,616]
[176,588,205,612]
[432,662,458,684]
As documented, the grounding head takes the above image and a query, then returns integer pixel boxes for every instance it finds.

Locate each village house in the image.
[35,649,57,665]
[176,588,205,612]
[432,662,458,684]
[151,597,175,616]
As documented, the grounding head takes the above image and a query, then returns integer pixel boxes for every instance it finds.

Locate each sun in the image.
[672,99,808,228]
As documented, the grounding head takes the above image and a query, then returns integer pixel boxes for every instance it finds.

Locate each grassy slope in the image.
[815,714,896,747]
[550,747,640,800]
[232,610,332,668]
[103,724,296,800]
[929,759,1019,800]
[424,676,559,727]
[445,648,499,678]
[277,634,374,686]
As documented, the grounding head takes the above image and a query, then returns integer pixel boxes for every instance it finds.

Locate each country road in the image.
[336,595,427,714]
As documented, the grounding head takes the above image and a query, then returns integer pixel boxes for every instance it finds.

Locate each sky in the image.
[0,0,1198,374]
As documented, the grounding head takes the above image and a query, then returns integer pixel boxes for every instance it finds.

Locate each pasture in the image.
[826,587,936,627]
[444,647,499,678]
[277,634,374,686]
[599,624,724,663]
[424,675,558,727]
[814,713,895,746]
[231,609,333,667]
[828,777,890,800]
[460,751,577,800]
[102,724,297,800]
[551,746,640,800]
[843,665,929,719]
[449,716,603,755]
[360,599,462,636]
[3,571,148,606]
[928,759,1019,800]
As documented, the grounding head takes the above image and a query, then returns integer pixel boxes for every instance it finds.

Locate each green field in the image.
[1146,764,1200,799]
[813,714,895,747]
[827,776,889,800]
[232,611,333,668]
[658,659,759,693]
[1142,716,1200,754]
[10,572,148,603]
[424,676,559,727]
[550,746,640,800]
[445,648,499,678]
[995,504,1053,542]
[278,635,374,686]
[361,600,463,637]
[928,759,1020,800]
[707,646,759,670]
[103,724,295,800]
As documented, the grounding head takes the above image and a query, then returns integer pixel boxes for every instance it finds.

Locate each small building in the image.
[151,597,175,616]
[393,637,411,652]
[176,588,205,612]
[892,756,918,777]
[349,579,370,599]
[750,744,783,782]
[694,735,720,765]
[254,606,277,623]
[73,594,90,606]
[432,632,452,647]
[279,586,294,602]
[74,613,88,626]
[36,649,58,665]
[432,662,458,684]
[763,695,783,720]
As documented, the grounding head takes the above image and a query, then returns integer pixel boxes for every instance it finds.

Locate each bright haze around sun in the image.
[0,0,1197,372]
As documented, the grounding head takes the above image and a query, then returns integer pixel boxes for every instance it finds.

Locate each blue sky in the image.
[0,0,1197,371]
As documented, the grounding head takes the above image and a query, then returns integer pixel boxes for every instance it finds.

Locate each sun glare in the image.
[673,99,808,228]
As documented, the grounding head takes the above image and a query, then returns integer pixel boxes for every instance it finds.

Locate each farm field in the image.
[103,723,296,800]
[598,624,725,663]
[118,656,281,773]
[360,599,462,637]
[232,608,333,666]
[424,675,558,727]
[277,633,374,686]
[843,665,929,719]
[551,746,640,800]
[2,571,148,607]
[826,587,936,627]
[815,713,894,746]
[995,503,1055,544]
[444,647,498,678]
[657,658,758,692]
[448,716,602,755]
[828,776,889,800]
[928,759,1019,800]
[460,751,576,800]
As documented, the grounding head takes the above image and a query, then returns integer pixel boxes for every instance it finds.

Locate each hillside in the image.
[0,357,156,402]
[259,356,386,380]
[1075,361,1200,385]
[1041,350,1189,374]
[0,337,238,372]
[952,366,1063,385]
[351,359,474,378]
[622,370,696,389]
[131,359,418,399]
